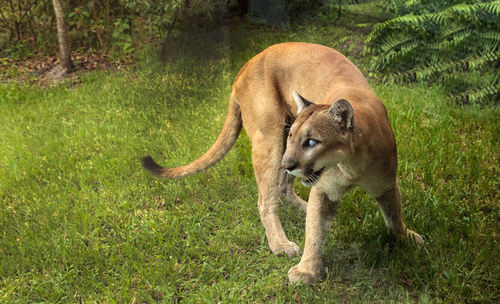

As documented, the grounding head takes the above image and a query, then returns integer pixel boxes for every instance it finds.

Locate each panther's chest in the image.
[316,164,359,200]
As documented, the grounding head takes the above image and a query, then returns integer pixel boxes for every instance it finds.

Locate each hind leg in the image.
[251,131,302,257]
[375,181,424,244]
[279,171,307,212]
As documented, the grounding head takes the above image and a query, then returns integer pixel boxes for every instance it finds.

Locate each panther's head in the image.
[281,91,355,187]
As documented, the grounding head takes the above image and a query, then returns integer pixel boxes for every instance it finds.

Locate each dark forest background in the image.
[1,0,498,104]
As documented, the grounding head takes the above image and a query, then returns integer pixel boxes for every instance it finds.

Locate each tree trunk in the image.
[52,0,71,72]
[337,1,342,20]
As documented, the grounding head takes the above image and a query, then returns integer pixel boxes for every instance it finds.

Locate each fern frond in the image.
[379,35,419,53]
[464,52,499,70]
[365,0,500,104]
[454,83,499,104]
[388,51,499,82]
[478,31,500,43]
[442,2,500,19]
[425,28,472,50]
[365,14,427,43]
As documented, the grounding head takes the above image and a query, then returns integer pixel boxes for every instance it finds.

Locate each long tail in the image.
[141,93,242,179]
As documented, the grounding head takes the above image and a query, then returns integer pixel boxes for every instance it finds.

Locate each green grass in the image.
[1,12,499,303]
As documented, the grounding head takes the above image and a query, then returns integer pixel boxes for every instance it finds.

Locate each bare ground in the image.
[0,53,131,86]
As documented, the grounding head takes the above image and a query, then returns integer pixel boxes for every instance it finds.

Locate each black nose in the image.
[281,162,297,171]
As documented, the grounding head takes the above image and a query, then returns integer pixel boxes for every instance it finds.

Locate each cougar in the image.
[142,42,423,284]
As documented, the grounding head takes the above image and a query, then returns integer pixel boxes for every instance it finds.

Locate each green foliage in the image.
[0,0,232,59]
[0,0,53,57]
[365,0,500,104]
[120,0,184,35]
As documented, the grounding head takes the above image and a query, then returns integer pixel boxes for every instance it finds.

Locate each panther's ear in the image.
[292,90,314,114]
[328,99,354,131]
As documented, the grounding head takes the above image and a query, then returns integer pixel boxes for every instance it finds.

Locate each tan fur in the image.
[142,42,423,284]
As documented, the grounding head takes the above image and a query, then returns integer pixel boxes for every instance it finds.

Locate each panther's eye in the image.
[306,139,318,147]
[288,132,292,140]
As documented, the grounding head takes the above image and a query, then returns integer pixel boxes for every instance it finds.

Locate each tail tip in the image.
[141,155,154,168]
[141,155,153,167]
[141,155,162,175]
[142,155,177,178]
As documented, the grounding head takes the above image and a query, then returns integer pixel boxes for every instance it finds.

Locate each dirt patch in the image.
[0,53,131,87]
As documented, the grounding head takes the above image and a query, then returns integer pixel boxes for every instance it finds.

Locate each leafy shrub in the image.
[0,0,232,58]
[365,0,499,105]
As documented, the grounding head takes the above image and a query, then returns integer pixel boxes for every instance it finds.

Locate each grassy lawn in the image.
[1,9,499,304]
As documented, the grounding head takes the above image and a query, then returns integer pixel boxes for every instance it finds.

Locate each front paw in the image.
[287,265,320,285]
[406,229,424,245]
[270,241,302,257]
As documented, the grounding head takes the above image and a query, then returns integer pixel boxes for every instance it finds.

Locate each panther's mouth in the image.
[300,167,325,187]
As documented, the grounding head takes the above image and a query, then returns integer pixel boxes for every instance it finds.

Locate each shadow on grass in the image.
[321,227,433,298]
[158,17,293,77]
[160,25,231,70]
